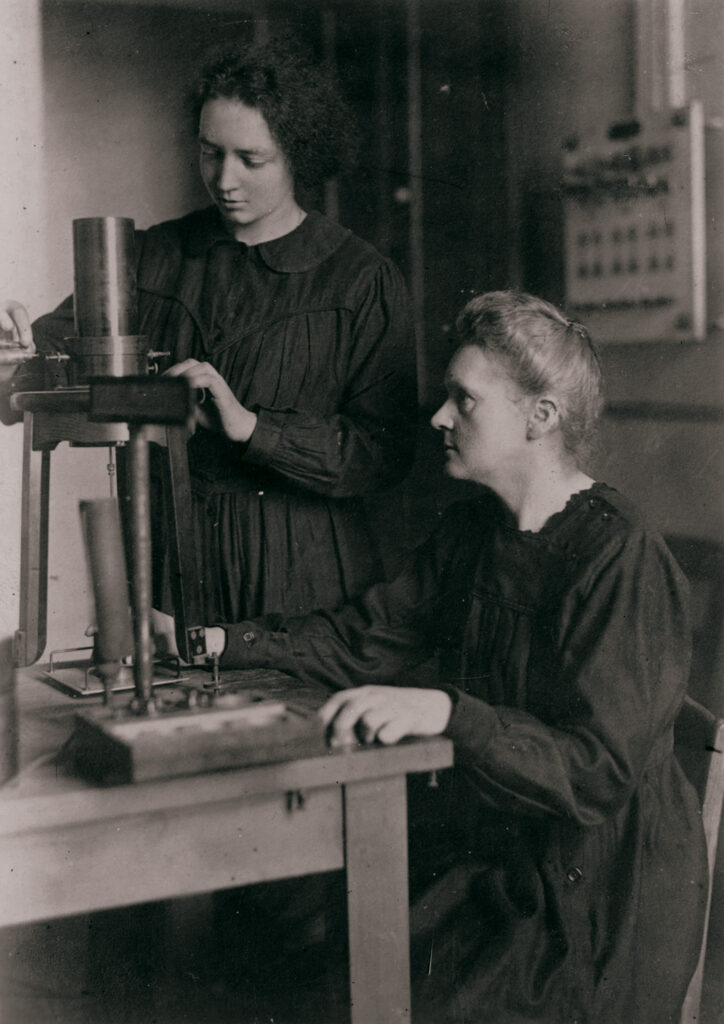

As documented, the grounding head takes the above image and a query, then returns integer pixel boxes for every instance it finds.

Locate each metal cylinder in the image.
[128,426,154,709]
[72,217,138,337]
[80,499,134,668]
[66,335,150,385]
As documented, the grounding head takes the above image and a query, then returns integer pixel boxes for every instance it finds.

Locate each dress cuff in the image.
[243,407,283,466]
[440,688,499,756]
[219,621,272,669]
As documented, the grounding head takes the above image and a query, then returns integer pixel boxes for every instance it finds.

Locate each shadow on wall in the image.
[366,414,477,581]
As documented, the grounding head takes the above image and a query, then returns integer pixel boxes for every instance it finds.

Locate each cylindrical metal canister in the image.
[80,498,134,666]
[80,499,134,704]
[73,217,138,337]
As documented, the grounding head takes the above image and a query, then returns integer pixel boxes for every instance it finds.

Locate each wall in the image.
[505,0,724,544]
[1,0,259,654]
[0,3,46,647]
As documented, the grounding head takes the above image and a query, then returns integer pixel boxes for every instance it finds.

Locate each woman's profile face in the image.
[198,97,298,244]
[431,345,531,488]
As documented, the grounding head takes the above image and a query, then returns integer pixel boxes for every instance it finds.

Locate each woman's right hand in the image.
[151,609,180,659]
[0,301,36,381]
[164,358,258,442]
[319,684,453,748]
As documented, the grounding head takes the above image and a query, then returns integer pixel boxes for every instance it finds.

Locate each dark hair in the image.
[455,290,604,463]
[192,38,358,191]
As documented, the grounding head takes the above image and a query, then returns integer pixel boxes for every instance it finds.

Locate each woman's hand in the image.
[164,359,257,442]
[0,300,36,381]
[319,684,453,748]
[151,608,180,659]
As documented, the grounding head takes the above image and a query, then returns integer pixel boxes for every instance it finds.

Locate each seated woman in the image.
[176,290,708,1023]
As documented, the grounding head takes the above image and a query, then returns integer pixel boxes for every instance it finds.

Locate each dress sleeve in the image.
[0,296,75,424]
[442,528,691,826]
[29,296,76,353]
[219,506,473,687]
[242,258,418,497]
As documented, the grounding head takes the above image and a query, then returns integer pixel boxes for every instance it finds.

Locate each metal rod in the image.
[16,416,50,667]
[128,425,154,710]
[107,446,117,498]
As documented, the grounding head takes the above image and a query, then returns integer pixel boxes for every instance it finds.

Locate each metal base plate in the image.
[41,648,189,699]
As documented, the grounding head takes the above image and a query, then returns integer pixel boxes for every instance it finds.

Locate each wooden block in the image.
[71,699,328,785]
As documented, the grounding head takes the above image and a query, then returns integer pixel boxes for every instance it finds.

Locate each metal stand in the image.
[12,382,205,683]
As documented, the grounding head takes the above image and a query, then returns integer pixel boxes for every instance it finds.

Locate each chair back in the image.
[666,535,724,714]
[675,695,724,1023]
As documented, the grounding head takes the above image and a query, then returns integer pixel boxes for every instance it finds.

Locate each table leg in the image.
[344,774,411,1024]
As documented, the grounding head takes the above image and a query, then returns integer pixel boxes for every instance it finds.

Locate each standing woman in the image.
[1,37,417,622]
[213,291,707,1023]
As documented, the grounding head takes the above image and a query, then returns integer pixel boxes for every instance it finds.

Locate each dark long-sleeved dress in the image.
[15,207,417,619]
[218,483,708,1024]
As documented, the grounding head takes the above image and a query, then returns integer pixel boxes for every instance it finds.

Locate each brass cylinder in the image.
[72,217,138,337]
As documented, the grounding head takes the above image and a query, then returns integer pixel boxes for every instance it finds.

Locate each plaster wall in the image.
[1,1,243,652]
[506,0,724,543]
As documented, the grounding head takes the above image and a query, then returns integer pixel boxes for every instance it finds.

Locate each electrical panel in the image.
[562,102,706,343]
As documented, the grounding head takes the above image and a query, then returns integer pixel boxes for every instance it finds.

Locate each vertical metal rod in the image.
[16,413,50,667]
[406,0,425,404]
[666,0,686,109]
[634,0,666,115]
[128,425,154,709]
[107,446,116,498]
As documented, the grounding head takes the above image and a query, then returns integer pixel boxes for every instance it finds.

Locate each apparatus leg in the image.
[128,425,154,709]
[16,412,50,667]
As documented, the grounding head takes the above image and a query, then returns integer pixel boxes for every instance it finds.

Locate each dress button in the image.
[601,512,612,522]
[588,497,598,509]
[242,630,256,644]
[566,866,583,883]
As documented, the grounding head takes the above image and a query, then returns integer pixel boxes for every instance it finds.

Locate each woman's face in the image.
[431,345,532,488]
[198,97,297,244]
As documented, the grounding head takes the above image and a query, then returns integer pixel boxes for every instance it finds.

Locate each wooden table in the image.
[0,673,453,1023]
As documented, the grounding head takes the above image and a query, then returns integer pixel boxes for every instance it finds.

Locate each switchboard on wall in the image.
[562,102,706,343]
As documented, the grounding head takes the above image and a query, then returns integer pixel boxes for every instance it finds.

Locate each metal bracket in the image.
[186,626,208,663]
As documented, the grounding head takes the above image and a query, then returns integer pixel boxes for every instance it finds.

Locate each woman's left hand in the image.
[319,684,452,748]
[165,359,258,442]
